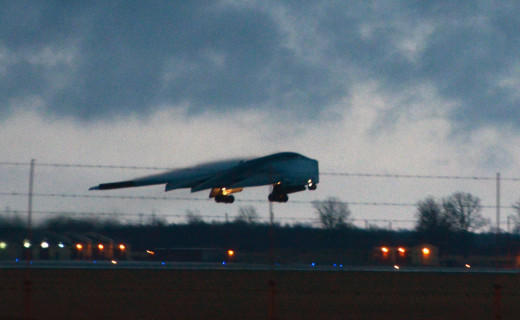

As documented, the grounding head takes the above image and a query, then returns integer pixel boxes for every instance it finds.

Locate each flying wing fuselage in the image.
[89,152,319,203]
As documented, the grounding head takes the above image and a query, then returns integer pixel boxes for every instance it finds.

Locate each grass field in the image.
[1,268,519,319]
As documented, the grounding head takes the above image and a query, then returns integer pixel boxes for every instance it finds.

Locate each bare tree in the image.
[415,196,454,246]
[235,206,259,224]
[511,200,520,233]
[185,209,204,224]
[415,196,452,233]
[147,213,167,227]
[312,197,352,229]
[443,192,488,233]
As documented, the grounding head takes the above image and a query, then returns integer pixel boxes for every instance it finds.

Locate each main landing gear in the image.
[268,193,289,203]
[215,195,235,203]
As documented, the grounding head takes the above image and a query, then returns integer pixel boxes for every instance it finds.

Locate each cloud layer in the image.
[2,1,520,227]
[2,1,519,128]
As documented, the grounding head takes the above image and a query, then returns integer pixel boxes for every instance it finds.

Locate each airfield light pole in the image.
[268,183,276,320]
[25,159,35,261]
[269,200,274,265]
[27,159,35,256]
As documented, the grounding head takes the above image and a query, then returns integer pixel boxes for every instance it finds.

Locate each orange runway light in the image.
[398,247,405,253]
[76,244,83,250]
[381,247,389,253]
[227,250,235,257]
[422,247,430,256]
[98,244,104,250]
[146,250,155,255]
[119,244,126,250]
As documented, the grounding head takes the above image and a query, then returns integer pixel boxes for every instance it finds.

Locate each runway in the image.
[2,263,520,319]
[2,260,519,274]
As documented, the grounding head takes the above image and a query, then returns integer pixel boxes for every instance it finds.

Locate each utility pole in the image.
[24,159,35,320]
[495,172,501,270]
[26,159,35,260]
[268,188,276,320]
[496,173,501,233]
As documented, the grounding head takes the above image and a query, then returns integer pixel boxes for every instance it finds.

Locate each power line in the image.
[0,192,208,202]
[321,172,507,181]
[0,161,171,171]
[3,160,520,181]
[0,209,318,222]
[1,209,516,228]
[0,191,517,209]
[0,209,421,225]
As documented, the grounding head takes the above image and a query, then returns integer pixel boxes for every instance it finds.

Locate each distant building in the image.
[373,244,439,266]
[411,244,439,266]
[373,246,411,265]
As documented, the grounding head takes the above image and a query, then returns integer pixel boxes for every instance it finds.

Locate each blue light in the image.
[311,262,315,267]
[161,262,165,265]
[222,261,226,265]
[339,264,343,268]
[333,264,337,267]
[15,258,19,262]
[93,261,97,264]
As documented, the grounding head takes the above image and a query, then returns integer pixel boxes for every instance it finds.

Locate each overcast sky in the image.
[2,1,520,229]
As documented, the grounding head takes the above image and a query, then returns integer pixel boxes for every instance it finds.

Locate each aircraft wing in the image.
[89,152,319,203]
[190,165,278,192]
[89,168,216,191]
[89,180,137,190]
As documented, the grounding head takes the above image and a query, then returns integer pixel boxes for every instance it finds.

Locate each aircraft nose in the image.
[311,159,319,184]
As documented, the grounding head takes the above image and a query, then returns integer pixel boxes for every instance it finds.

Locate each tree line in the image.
[2,196,520,261]
[2,192,520,234]
[313,192,520,234]
[2,191,520,252]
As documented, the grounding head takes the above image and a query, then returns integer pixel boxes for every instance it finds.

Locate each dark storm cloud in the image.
[311,1,520,129]
[0,1,342,121]
[1,1,519,129]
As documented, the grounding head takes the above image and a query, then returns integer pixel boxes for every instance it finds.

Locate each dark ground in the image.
[1,268,519,320]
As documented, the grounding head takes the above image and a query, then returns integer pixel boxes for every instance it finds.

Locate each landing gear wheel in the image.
[215,195,234,204]
[268,193,288,203]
